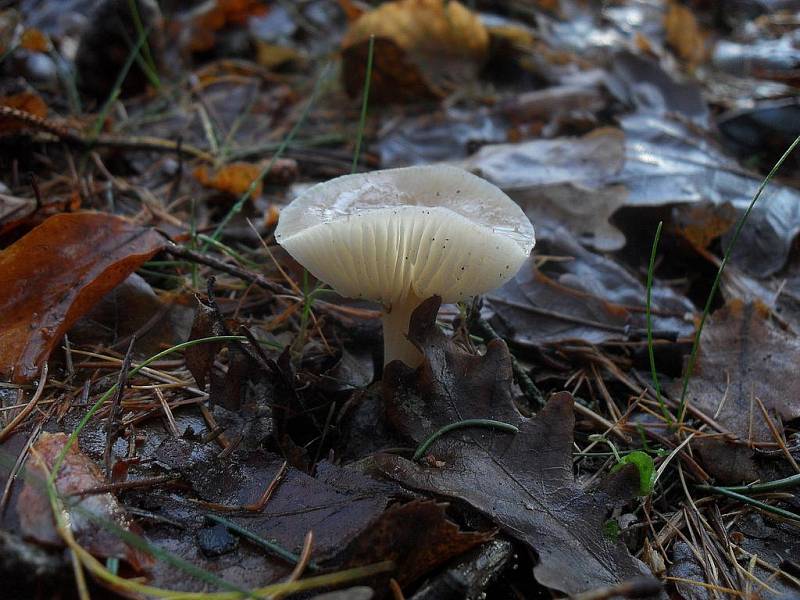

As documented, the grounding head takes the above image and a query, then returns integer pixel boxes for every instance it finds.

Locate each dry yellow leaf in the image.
[341,0,489,101]
[256,42,302,69]
[665,1,708,68]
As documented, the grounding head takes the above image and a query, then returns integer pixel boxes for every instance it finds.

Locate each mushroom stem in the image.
[381,291,424,367]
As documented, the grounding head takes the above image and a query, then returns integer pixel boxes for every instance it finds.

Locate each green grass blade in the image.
[645,220,672,423]
[88,25,150,140]
[351,35,375,174]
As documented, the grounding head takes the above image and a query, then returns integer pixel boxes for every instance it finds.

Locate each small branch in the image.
[0,362,48,443]
[0,106,214,162]
[165,243,291,296]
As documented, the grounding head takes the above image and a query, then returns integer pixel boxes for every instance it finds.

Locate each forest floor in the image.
[1,1,800,599]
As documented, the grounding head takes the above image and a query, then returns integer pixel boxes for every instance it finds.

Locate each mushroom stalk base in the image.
[381,293,424,368]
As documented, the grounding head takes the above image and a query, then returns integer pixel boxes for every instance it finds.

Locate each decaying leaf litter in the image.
[1,0,799,598]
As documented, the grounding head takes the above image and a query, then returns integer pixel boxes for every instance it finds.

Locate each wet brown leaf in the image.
[342,37,441,103]
[336,500,494,587]
[672,201,738,252]
[68,273,194,357]
[0,212,164,382]
[488,224,694,346]
[18,432,152,571]
[375,297,654,596]
[341,0,489,102]
[141,448,401,591]
[669,300,800,462]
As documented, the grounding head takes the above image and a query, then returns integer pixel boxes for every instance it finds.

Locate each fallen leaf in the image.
[0,91,48,134]
[611,52,709,127]
[620,114,800,277]
[375,297,654,595]
[255,42,303,69]
[668,299,800,450]
[184,296,227,390]
[0,193,37,233]
[668,542,711,600]
[180,0,268,53]
[18,432,152,571]
[342,37,441,103]
[488,222,694,346]
[335,500,494,587]
[0,212,165,382]
[194,162,264,198]
[732,513,800,600]
[136,448,401,591]
[379,106,506,167]
[68,273,194,356]
[20,27,50,52]
[461,128,628,251]
[337,0,365,22]
[341,0,489,101]
[664,1,708,68]
[672,201,738,252]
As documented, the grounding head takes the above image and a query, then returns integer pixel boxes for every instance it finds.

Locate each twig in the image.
[166,243,291,296]
[0,362,49,443]
[104,338,135,477]
[154,388,179,437]
[572,577,662,600]
[0,106,214,161]
[286,531,314,582]
[754,396,800,473]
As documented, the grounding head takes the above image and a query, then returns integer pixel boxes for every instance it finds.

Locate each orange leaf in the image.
[0,91,48,134]
[20,28,50,52]
[194,162,263,197]
[0,213,164,382]
[186,0,269,53]
[337,0,366,22]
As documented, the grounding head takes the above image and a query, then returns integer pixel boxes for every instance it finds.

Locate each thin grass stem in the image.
[351,35,375,173]
[645,221,672,423]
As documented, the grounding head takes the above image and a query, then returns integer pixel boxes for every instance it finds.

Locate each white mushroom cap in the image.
[275,165,535,305]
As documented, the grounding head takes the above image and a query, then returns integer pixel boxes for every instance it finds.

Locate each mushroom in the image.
[275,165,535,367]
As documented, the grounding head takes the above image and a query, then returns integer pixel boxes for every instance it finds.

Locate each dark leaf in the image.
[668,300,800,481]
[334,500,494,587]
[670,300,800,439]
[375,297,654,596]
[488,223,694,346]
[463,128,628,251]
